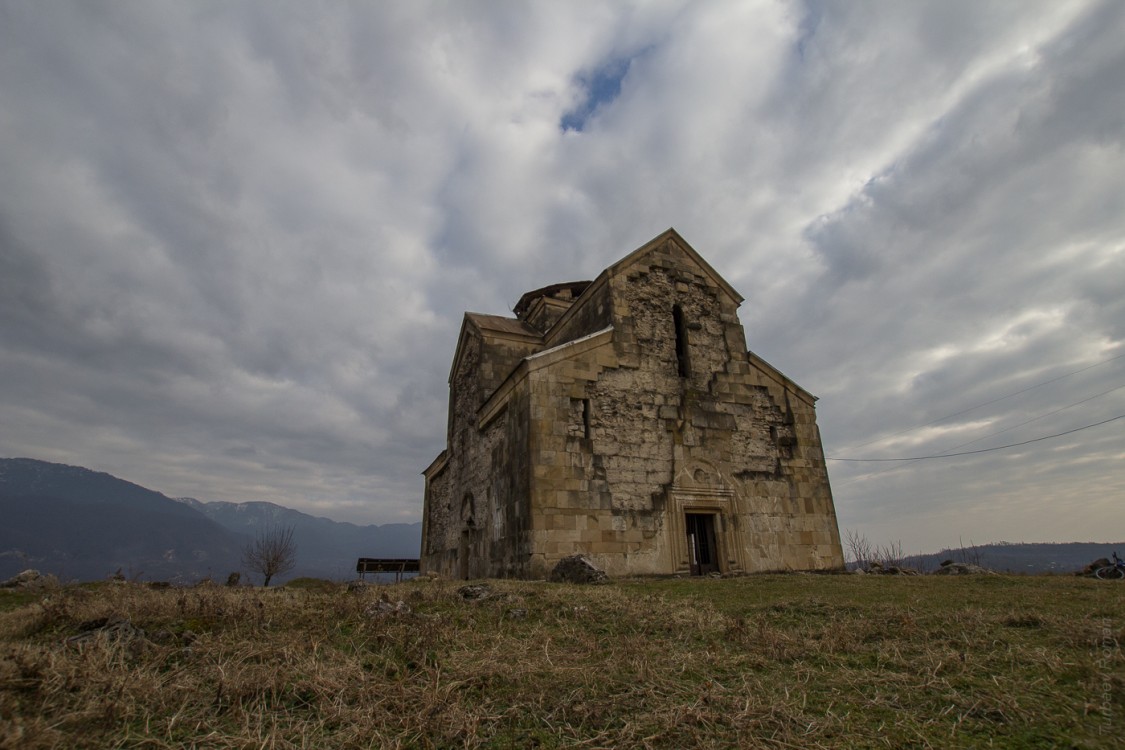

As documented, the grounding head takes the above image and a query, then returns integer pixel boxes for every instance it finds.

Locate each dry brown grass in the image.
[1,574,1122,748]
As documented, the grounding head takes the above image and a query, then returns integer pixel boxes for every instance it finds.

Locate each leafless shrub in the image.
[957,536,985,567]
[844,529,873,570]
[875,540,905,569]
[844,532,910,571]
[242,524,297,587]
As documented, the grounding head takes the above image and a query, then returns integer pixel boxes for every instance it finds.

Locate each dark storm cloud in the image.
[1,1,1120,549]
[775,0,1125,543]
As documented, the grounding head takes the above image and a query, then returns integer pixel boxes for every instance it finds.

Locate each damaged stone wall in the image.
[544,281,613,348]
[423,331,482,577]
[522,239,842,575]
[423,326,536,578]
[472,332,539,397]
[423,229,843,580]
[736,355,842,572]
[422,460,452,565]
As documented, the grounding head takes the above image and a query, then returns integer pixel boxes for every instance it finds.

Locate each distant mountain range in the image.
[901,541,1124,574]
[0,458,421,584]
[173,497,422,581]
[2,458,1118,583]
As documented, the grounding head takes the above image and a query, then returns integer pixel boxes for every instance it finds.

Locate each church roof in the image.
[605,228,743,305]
[512,281,593,318]
[464,312,543,340]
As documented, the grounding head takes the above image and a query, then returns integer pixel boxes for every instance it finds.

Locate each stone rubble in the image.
[549,554,608,584]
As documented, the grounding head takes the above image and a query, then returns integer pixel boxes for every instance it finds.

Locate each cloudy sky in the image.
[2,0,1123,553]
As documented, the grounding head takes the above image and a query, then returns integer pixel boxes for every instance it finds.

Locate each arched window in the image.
[460,492,476,527]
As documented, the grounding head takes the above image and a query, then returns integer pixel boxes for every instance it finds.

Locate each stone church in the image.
[421,229,844,579]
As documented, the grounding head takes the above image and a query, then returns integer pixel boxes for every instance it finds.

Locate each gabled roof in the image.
[448,312,543,385]
[464,312,542,340]
[747,351,818,406]
[606,228,743,305]
[478,326,616,428]
[544,228,743,347]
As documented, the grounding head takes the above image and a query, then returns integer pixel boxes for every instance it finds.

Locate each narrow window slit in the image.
[673,304,691,377]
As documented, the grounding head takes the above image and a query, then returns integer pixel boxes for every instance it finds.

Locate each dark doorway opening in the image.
[685,513,720,575]
[459,530,470,580]
[459,525,480,580]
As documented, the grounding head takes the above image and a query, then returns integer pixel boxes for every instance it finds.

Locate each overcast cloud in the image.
[1,0,1122,553]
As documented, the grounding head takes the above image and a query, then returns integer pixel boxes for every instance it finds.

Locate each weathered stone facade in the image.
[421,229,844,579]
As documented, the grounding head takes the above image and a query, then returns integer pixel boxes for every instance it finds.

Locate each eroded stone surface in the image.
[421,230,845,579]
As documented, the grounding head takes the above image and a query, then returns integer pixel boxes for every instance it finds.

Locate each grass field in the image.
[1,574,1122,748]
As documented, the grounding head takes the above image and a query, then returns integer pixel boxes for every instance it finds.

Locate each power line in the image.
[843,351,1125,453]
[826,414,1124,462]
[934,383,1125,455]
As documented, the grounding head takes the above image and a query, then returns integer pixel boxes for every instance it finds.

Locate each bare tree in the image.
[242,524,297,587]
[843,528,873,570]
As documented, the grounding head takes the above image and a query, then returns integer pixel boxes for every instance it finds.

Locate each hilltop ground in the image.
[1,574,1122,749]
